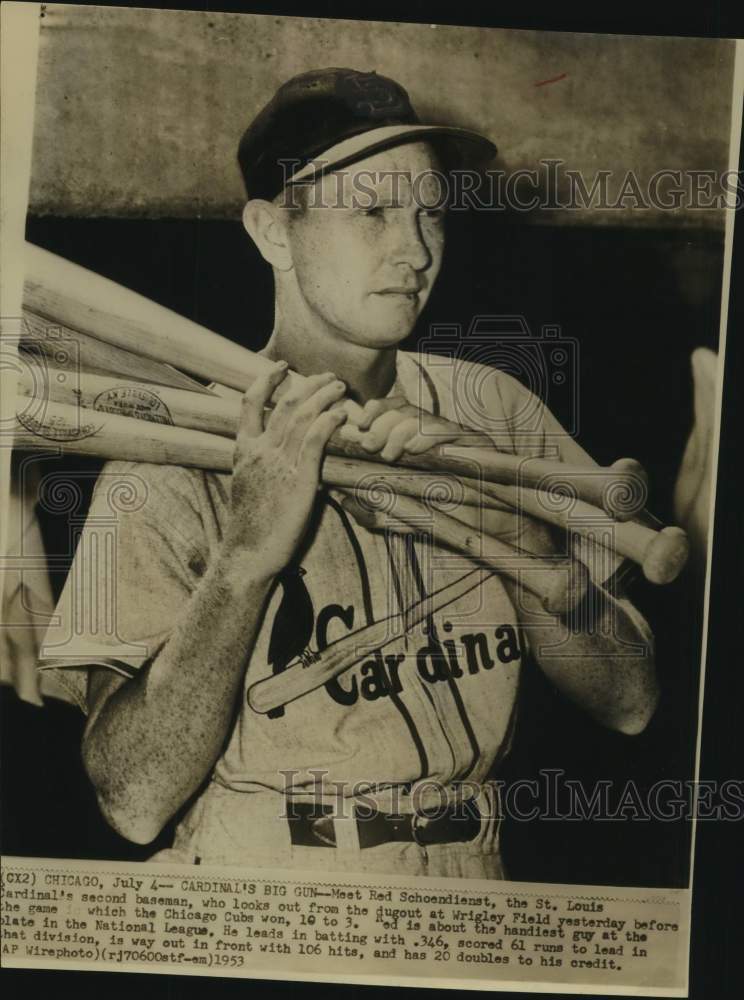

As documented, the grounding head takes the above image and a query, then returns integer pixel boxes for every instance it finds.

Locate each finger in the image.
[239,361,289,438]
[265,371,338,443]
[297,409,349,477]
[691,347,716,446]
[282,379,347,460]
[360,409,420,453]
[402,429,462,455]
[379,417,421,462]
[445,428,495,449]
[356,395,409,431]
[335,421,367,447]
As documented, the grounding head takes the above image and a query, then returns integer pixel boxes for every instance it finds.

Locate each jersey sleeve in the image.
[37,460,209,713]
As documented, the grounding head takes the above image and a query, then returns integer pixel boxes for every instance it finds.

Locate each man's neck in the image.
[261,320,398,404]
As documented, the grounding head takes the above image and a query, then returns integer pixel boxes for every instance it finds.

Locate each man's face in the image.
[282,141,446,349]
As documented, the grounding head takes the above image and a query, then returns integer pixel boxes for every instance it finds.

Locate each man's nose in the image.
[388,213,432,271]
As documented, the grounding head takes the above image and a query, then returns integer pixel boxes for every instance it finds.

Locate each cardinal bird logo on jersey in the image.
[265,563,315,719]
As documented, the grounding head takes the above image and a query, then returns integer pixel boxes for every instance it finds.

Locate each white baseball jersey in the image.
[39,352,633,875]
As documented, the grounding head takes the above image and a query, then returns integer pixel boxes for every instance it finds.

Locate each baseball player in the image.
[40,69,658,878]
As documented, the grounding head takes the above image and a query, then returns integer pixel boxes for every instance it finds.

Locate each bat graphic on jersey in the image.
[21,242,647,520]
[246,566,495,715]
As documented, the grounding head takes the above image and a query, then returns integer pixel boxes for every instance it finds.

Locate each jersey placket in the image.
[382,529,477,784]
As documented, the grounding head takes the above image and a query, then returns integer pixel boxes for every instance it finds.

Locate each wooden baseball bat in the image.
[21,308,212,394]
[17,361,238,436]
[23,242,278,395]
[323,455,513,512]
[341,494,588,615]
[16,351,644,519]
[14,387,685,583]
[246,567,493,715]
[16,359,512,508]
[22,242,645,519]
[476,481,689,586]
[12,395,236,470]
[187,383,683,576]
[343,477,687,585]
[10,393,517,503]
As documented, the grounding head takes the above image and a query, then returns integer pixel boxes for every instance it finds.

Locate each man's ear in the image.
[242,199,294,272]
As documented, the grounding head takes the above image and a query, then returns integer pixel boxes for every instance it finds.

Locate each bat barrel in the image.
[12,395,235,471]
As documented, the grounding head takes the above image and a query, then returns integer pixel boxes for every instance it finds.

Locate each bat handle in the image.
[343,494,589,616]
[536,457,647,522]
[603,458,649,520]
[430,514,590,615]
[528,559,589,616]
[545,458,647,522]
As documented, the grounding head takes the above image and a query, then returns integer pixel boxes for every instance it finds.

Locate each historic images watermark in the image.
[276,769,744,824]
[276,160,744,214]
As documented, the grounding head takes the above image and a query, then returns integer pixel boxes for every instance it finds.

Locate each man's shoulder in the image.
[399,349,538,415]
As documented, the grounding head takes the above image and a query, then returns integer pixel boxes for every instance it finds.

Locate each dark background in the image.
[2,2,743,999]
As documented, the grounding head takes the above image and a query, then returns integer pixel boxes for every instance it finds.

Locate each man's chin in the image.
[353,324,416,349]
[356,304,423,346]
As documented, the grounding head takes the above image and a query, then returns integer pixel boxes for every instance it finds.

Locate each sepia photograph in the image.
[1,1,742,993]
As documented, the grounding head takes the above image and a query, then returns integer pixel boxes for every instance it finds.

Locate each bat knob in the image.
[643,526,690,584]
[247,681,273,715]
[611,457,647,480]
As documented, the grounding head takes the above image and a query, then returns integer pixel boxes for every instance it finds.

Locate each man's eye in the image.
[359,206,384,217]
[420,208,445,221]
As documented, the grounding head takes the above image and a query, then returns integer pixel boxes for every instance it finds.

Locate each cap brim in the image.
[286,124,496,186]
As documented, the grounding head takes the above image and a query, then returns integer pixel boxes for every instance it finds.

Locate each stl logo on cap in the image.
[337,70,410,118]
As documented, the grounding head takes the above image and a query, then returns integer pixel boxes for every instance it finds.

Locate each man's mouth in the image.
[373,287,421,297]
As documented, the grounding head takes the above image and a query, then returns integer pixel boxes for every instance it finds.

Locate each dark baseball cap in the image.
[238,67,497,201]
